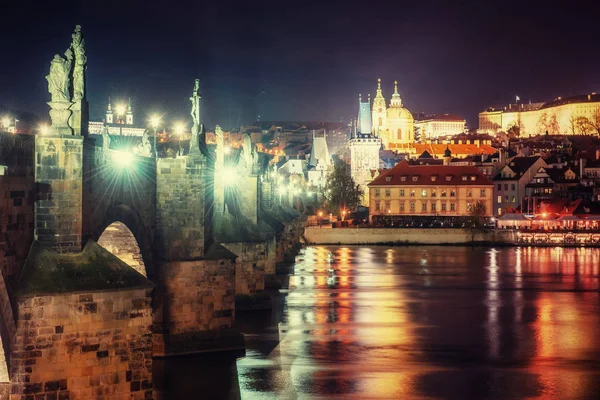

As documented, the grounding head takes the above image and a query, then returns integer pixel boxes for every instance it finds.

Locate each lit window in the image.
[498,207,502,215]
[462,176,468,181]
[512,196,516,203]
[470,176,476,181]
[450,190,456,197]
[467,203,473,212]
[441,190,447,197]
[410,190,415,197]
[505,196,509,203]
[421,189,427,197]
[431,176,437,182]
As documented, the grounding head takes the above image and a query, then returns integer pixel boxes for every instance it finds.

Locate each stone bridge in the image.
[0,27,304,400]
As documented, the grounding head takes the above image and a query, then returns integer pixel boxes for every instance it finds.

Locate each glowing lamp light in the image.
[39,124,49,135]
[224,145,231,155]
[278,187,287,196]
[221,166,238,186]
[2,117,10,128]
[174,123,185,136]
[318,211,323,217]
[307,191,314,197]
[115,104,126,117]
[112,150,134,168]
[542,212,548,218]
[150,115,160,129]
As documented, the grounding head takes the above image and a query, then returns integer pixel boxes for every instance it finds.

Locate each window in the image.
[421,189,427,197]
[450,190,456,197]
[410,202,415,212]
[498,207,502,215]
[480,189,486,197]
[385,189,390,197]
[441,203,447,211]
[412,176,419,182]
[400,203,405,212]
[504,184,508,190]
[385,177,392,182]
[410,190,415,197]
[462,176,468,181]
[385,201,391,211]
[505,196,509,203]
[470,176,476,181]
[450,203,455,211]
[497,184,501,191]
[467,202,473,212]
[467,189,472,197]
[400,189,405,197]
[375,202,380,211]
[422,202,427,212]
[431,203,436,212]
[446,176,452,181]
[431,189,436,197]
[375,188,380,197]
[441,189,447,197]
[497,195,502,203]
[401,176,407,181]
[431,176,437,182]
[511,196,516,203]
[511,184,516,190]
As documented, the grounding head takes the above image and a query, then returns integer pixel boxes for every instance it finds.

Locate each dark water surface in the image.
[157,246,600,399]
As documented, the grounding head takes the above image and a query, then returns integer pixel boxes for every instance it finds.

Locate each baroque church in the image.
[371,79,414,147]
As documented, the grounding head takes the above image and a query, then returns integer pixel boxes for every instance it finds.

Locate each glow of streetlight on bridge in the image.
[112,150,134,168]
[174,123,185,135]
[150,115,160,129]
[39,124,49,135]
[115,104,126,117]
[221,166,238,186]
[2,117,10,129]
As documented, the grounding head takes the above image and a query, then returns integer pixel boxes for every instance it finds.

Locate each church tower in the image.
[126,97,133,125]
[390,80,402,108]
[371,78,387,136]
[106,97,113,124]
[351,94,382,205]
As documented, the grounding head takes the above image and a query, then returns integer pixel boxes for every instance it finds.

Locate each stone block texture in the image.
[9,289,153,400]
[34,137,83,253]
[154,259,236,356]
[155,156,208,261]
[223,242,266,295]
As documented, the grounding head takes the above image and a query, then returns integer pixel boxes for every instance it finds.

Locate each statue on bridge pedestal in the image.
[215,125,224,170]
[189,79,201,153]
[102,123,111,153]
[71,25,87,102]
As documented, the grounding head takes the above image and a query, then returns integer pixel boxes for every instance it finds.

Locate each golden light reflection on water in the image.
[239,245,600,399]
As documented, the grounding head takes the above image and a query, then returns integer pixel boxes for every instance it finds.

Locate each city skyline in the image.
[1,0,599,129]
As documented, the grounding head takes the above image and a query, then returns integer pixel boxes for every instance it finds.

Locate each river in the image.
[156,246,600,399]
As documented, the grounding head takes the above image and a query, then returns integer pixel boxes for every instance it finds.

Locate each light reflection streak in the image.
[486,248,500,359]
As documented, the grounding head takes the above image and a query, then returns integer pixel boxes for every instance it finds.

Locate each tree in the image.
[507,123,520,138]
[588,108,600,136]
[321,161,363,214]
[466,200,488,242]
[575,116,592,135]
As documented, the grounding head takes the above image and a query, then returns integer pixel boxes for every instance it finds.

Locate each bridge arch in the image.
[93,204,155,282]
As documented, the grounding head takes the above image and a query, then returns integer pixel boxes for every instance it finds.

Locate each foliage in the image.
[321,161,363,214]
[468,200,488,228]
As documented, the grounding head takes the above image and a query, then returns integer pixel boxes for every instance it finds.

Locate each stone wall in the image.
[10,288,153,400]
[154,258,238,356]
[304,227,516,245]
[34,136,83,253]
[155,155,207,261]
[222,242,266,295]
[0,272,15,384]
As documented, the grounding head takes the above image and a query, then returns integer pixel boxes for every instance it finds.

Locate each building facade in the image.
[368,160,493,218]
[492,156,547,216]
[351,95,382,205]
[414,114,466,140]
[371,79,414,147]
[89,98,145,136]
[479,93,600,137]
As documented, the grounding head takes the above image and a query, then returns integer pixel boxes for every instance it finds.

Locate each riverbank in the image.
[304,227,515,245]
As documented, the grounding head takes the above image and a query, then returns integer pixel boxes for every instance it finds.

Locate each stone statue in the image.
[242,133,253,173]
[140,129,152,156]
[102,124,111,152]
[71,25,86,101]
[215,125,224,169]
[189,79,201,153]
[46,53,72,103]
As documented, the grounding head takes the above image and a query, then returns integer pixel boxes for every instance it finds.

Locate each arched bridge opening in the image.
[98,222,146,277]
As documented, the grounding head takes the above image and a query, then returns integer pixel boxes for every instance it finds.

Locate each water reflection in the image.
[232,245,600,399]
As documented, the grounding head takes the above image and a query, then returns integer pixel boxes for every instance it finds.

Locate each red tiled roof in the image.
[368,159,493,186]
[388,143,497,156]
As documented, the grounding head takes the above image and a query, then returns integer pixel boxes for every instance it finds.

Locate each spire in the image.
[126,97,133,125]
[372,78,385,109]
[127,97,132,113]
[107,97,112,111]
[390,80,402,107]
[106,97,114,123]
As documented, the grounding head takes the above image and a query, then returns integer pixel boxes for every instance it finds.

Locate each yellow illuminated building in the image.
[479,93,600,137]
[372,79,414,147]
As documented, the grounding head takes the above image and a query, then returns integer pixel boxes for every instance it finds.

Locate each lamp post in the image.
[318,211,323,228]
[150,115,160,158]
[116,104,126,136]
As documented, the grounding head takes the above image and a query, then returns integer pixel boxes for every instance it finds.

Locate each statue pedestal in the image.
[69,99,89,136]
[48,101,73,135]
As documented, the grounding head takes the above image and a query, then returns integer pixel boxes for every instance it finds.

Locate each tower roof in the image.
[357,95,373,136]
[308,130,331,168]
[444,145,452,157]
[372,78,386,108]
[390,80,402,107]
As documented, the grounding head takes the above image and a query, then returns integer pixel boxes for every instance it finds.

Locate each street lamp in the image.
[342,210,347,221]
[116,104,126,136]
[150,115,160,157]
[174,123,185,156]
[318,211,323,227]
[2,117,10,129]
[39,124,49,135]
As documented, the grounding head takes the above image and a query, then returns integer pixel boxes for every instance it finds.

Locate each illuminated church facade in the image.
[371,79,414,147]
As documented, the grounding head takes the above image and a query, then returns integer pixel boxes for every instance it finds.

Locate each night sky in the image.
[1,0,598,130]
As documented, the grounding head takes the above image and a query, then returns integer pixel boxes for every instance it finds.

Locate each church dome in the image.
[387,106,414,121]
